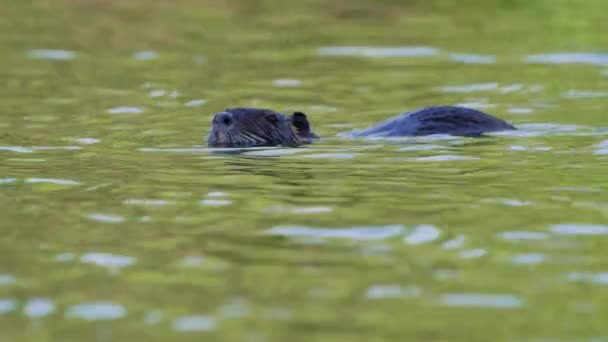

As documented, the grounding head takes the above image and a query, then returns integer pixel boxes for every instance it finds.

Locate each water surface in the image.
[2,0,608,341]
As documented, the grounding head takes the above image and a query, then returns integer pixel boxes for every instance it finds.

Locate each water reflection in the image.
[439,293,524,309]
[0,274,16,285]
[550,224,608,236]
[65,301,127,320]
[449,53,496,64]
[24,298,55,318]
[132,51,158,60]
[0,299,16,314]
[526,52,608,65]
[266,225,405,241]
[366,284,422,299]
[403,224,441,245]
[80,252,136,271]
[317,46,440,58]
[172,315,217,332]
[108,106,144,114]
[27,49,75,60]
[87,213,125,223]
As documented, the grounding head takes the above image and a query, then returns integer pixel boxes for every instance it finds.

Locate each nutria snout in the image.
[206,108,318,147]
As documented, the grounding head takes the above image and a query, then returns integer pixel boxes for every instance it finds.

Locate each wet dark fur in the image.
[206,106,515,147]
[348,106,516,137]
[207,108,318,147]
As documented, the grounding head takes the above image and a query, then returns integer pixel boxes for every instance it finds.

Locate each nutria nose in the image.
[213,112,233,126]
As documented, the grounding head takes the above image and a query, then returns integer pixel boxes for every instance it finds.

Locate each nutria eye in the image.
[265,115,279,124]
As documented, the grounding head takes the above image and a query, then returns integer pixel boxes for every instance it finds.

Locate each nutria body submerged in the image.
[206,106,515,147]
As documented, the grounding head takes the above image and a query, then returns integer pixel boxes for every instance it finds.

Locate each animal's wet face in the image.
[206,108,318,147]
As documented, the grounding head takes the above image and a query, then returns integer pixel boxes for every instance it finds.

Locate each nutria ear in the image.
[290,112,310,135]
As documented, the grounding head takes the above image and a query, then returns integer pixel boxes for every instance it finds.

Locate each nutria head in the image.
[207,108,318,147]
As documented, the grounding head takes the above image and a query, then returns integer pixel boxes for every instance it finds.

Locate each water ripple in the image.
[526,52,608,65]
[65,301,126,320]
[108,106,144,114]
[272,79,302,87]
[0,274,16,285]
[172,315,217,332]
[0,146,33,153]
[0,299,17,314]
[442,235,465,249]
[511,253,547,265]
[265,225,405,241]
[449,53,496,64]
[403,224,441,245]
[317,46,440,58]
[27,49,75,60]
[185,99,207,107]
[24,298,55,318]
[87,213,125,223]
[438,83,498,93]
[80,252,136,271]
[366,284,422,299]
[26,178,81,185]
[550,224,608,236]
[439,293,524,309]
[133,51,158,61]
[498,231,548,241]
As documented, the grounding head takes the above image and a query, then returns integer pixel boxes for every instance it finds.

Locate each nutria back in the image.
[347,106,516,137]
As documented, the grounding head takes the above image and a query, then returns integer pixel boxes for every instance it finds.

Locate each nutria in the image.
[207,108,318,147]
[206,106,515,147]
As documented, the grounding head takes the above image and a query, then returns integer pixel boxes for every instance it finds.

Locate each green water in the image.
[2,0,608,341]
